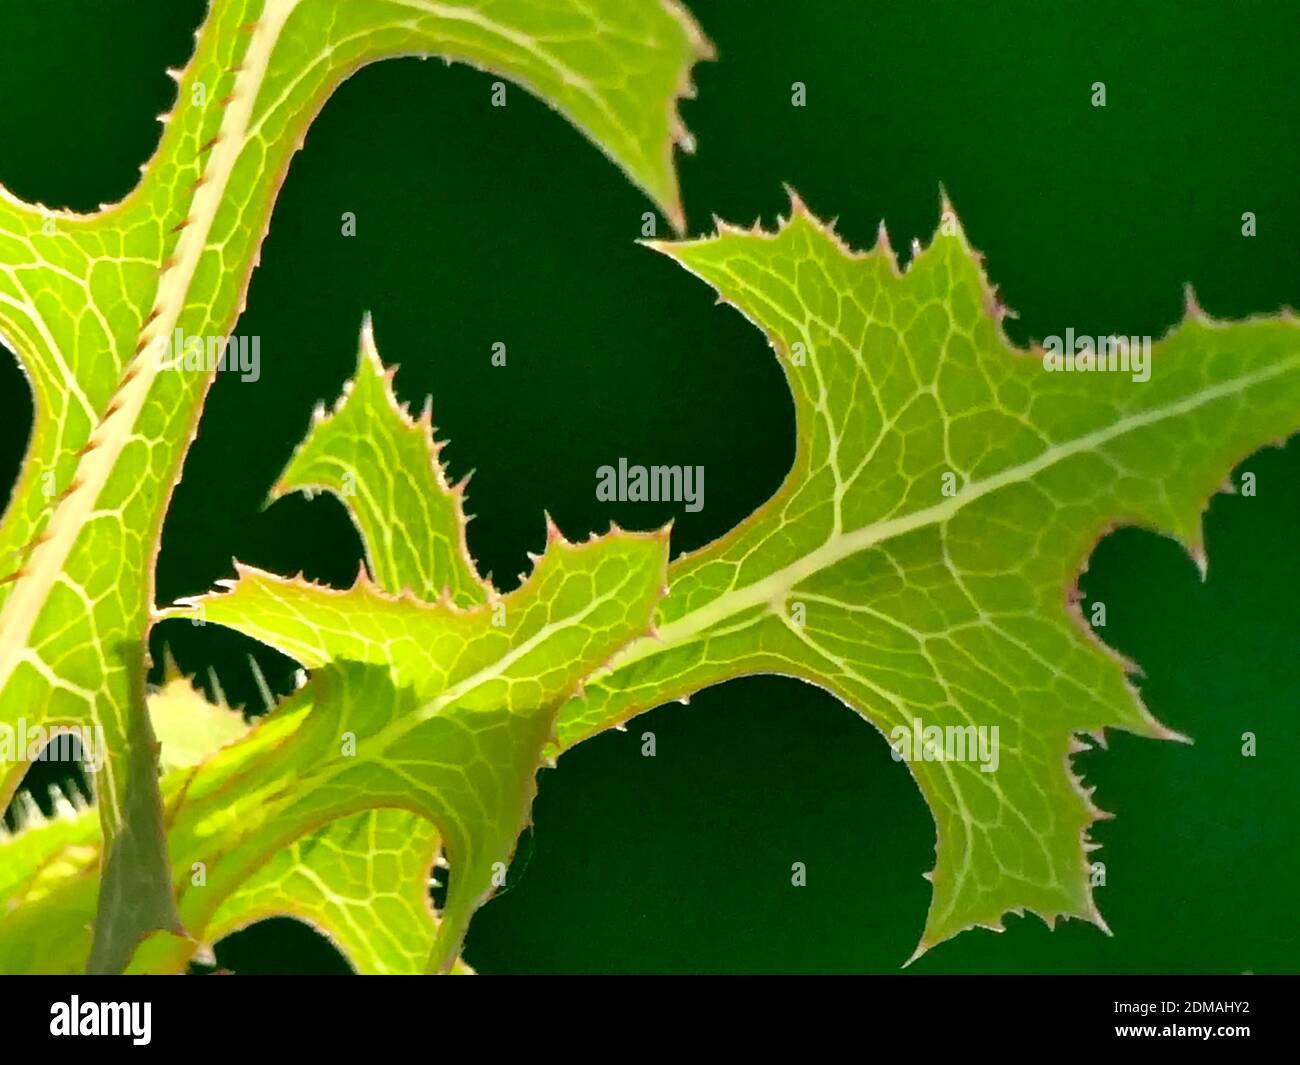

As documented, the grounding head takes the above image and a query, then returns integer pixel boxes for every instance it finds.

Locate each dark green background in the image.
[1,0,1296,974]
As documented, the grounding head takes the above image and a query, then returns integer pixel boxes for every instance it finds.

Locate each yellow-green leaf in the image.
[556,193,1300,958]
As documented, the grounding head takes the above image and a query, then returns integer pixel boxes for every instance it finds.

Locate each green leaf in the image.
[1,523,669,974]
[146,671,448,974]
[0,674,449,975]
[154,658,453,975]
[205,807,451,975]
[555,193,1300,959]
[271,319,491,607]
[0,0,708,970]
[193,322,480,973]
[0,670,243,975]
[167,512,667,972]
[2,325,669,973]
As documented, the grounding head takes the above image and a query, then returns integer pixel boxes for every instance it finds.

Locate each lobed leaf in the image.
[554,193,1300,958]
[2,322,670,973]
[270,320,491,606]
[0,0,708,970]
